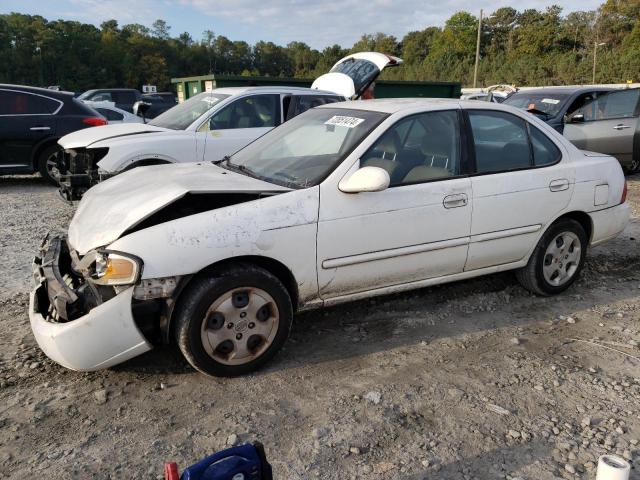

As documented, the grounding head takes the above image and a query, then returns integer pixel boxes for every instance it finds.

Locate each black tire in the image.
[37,144,62,185]
[625,157,640,175]
[174,264,293,377]
[516,218,587,296]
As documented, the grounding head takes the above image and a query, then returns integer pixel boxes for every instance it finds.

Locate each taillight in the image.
[83,117,107,126]
[621,181,628,204]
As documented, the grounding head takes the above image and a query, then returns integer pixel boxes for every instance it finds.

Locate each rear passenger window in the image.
[361,110,460,186]
[0,90,60,115]
[530,125,561,166]
[289,95,340,119]
[468,111,531,173]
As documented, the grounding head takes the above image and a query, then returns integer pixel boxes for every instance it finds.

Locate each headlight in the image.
[90,251,141,286]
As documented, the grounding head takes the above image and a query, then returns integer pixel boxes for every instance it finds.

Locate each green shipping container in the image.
[171,74,460,101]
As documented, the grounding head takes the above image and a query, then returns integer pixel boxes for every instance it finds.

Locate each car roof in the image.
[0,83,75,101]
[509,86,615,96]
[318,98,463,114]
[210,86,342,96]
[317,97,556,115]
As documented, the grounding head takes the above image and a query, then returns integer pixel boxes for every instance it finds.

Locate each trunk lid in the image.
[68,163,290,254]
[59,123,170,150]
[311,52,403,99]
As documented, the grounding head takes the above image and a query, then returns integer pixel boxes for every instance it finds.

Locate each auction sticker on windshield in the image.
[325,116,365,128]
[541,98,560,105]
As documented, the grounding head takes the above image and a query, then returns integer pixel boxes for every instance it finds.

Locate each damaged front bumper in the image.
[29,235,152,371]
[56,148,110,202]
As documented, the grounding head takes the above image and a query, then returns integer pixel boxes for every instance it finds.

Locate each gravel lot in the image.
[1,174,639,479]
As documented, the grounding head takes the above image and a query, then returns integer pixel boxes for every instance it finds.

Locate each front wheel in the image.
[516,219,587,296]
[174,265,293,377]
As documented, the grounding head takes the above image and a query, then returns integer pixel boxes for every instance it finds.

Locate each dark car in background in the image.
[503,86,613,133]
[0,84,107,184]
[77,88,176,118]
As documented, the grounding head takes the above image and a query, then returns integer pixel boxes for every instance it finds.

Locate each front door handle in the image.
[613,124,631,130]
[443,193,468,209]
[549,178,569,192]
[30,126,51,131]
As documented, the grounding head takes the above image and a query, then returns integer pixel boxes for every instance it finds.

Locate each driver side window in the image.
[201,94,280,131]
[360,110,461,187]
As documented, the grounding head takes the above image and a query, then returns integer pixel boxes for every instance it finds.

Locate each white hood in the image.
[59,123,170,149]
[68,163,290,254]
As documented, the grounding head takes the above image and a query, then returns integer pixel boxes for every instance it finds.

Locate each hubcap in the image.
[542,231,581,287]
[46,150,61,174]
[200,287,279,365]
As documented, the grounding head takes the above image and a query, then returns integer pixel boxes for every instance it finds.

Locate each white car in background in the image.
[83,100,144,124]
[56,52,402,200]
[30,99,629,377]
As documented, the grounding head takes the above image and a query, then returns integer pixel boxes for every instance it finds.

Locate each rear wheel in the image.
[625,157,640,175]
[516,219,587,296]
[37,144,62,185]
[174,264,293,377]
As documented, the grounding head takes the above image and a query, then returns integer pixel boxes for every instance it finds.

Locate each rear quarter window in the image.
[0,90,60,115]
[530,126,561,166]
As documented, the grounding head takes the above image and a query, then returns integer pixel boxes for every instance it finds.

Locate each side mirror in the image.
[568,113,584,124]
[338,166,390,194]
[133,101,151,123]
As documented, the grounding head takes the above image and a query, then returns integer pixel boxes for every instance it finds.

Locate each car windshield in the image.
[225,107,387,188]
[504,92,570,116]
[149,92,230,130]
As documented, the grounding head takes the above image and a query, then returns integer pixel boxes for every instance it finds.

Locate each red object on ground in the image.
[164,462,180,480]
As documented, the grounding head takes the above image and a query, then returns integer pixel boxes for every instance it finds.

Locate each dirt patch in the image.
[0,175,639,479]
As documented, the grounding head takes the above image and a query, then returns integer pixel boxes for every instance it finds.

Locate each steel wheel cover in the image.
[200,287,279,366]
[542,231,581,287]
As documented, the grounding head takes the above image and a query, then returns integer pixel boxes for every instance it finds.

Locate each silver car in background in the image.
[563,88,640,173]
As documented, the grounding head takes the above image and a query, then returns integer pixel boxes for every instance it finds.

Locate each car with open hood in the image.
[29,98,629,377]
[56,52,402,201]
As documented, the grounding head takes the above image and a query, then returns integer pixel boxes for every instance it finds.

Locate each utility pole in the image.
[592,41,605,84]
[473,9,483,88]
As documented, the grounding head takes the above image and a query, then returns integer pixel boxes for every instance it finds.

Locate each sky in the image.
[3,0,604,49]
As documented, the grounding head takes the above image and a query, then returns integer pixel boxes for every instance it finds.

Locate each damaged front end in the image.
[29,234,173,370]
[56,148,110,202]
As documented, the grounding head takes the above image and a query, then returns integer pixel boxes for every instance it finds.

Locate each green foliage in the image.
[1,3,638,91]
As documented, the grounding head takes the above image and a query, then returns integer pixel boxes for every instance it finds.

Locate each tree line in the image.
[0,0,638,92]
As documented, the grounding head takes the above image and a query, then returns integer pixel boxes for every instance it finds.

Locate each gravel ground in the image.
[0,173,639,479]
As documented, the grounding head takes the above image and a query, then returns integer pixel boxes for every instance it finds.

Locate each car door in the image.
[0,89,60,171]
[198,94,281,162]
[464,108,574,271]
[563,88,640,169]
[316,109,473,299]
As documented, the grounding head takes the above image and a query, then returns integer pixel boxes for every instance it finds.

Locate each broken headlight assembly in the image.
[88,251,142,286]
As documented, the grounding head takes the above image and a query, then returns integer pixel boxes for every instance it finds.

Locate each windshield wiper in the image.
[212,155,230,165]
[526,108,551,118]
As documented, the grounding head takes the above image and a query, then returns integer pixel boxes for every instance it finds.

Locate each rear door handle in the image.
[443,193,468,209]
[613,124,631,130]
[549,179,569,192]
[30,126,51,131]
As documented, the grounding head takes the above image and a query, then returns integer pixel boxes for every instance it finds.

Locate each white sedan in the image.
[29,99,629,377]
[55,52,401,201]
